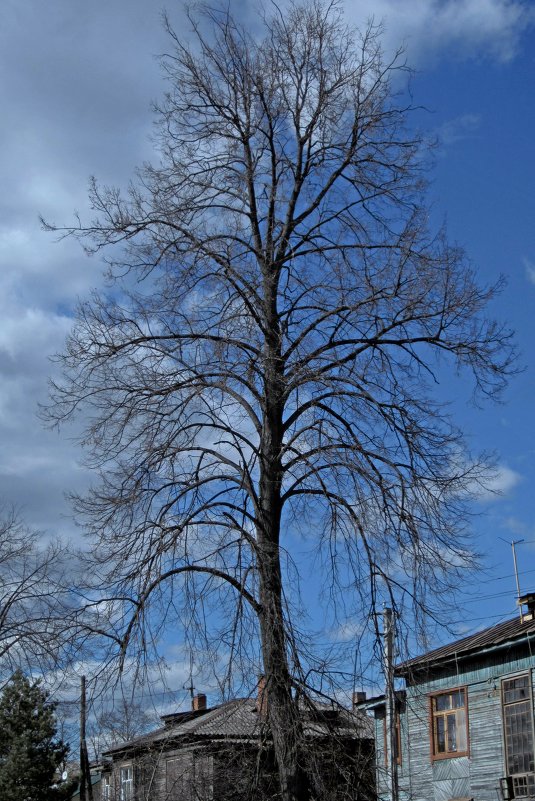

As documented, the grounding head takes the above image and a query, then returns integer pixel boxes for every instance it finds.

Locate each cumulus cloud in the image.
[0,1,170,543]
[348,0,534,64]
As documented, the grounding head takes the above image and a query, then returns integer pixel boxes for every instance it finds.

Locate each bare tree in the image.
[88,695,157,759]
[0,505,67,678]
[43,2,515,799]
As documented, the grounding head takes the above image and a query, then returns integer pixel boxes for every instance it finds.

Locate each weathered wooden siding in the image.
[373,704,413,801]
[374,644,535,801]
[107,744,199,801]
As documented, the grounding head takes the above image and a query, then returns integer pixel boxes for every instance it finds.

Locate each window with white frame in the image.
[120,765,133,801]
[102,775,111,801]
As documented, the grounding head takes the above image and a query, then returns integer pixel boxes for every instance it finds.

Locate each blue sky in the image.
[411,27,535,633]
[1,0,535,686]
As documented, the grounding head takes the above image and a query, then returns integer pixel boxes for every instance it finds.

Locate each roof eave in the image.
[396,629,535,677]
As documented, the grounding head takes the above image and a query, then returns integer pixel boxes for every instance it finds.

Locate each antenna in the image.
[499,537,525,619]
[184,651,195,703]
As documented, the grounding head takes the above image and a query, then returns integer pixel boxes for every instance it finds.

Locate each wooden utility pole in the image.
[79,675,94,801]
[384,607,399,801]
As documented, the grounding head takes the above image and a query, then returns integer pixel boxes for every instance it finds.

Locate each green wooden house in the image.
[362,594,535,801]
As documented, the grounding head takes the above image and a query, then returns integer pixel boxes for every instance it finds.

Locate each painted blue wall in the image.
[372,642,535,801]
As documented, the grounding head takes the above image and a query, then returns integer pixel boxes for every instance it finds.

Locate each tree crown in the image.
[44,0,515,697]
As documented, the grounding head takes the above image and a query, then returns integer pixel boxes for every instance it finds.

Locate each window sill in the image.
[431,751,469,762]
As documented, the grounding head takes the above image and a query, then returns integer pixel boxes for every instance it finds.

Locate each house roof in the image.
[103,697,373,757]
[396,614,535,675]
[354,690,406,712]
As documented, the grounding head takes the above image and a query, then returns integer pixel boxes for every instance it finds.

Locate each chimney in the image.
[352,691,367,708]
[192,693,207,712]
[518,593,535,622]
[256,675,268,717]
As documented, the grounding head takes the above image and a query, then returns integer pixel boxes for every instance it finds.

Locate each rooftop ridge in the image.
[397,614,535,674]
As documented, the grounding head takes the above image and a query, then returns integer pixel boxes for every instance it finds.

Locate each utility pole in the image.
[384,607,399,801]
[79,675,93,801]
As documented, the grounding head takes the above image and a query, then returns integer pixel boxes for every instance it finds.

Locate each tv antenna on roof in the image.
[499,537,525,619]
[184,651,195,702]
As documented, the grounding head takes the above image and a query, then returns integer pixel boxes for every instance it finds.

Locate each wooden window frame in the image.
[429,686,470,761]
[501,671,535,784]
[166,755,191,795]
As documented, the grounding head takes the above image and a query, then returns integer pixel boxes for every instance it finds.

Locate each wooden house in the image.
[362,594,535,801]
[99,686,375,800]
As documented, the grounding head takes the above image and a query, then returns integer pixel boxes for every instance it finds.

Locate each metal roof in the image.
[396,614,535,675]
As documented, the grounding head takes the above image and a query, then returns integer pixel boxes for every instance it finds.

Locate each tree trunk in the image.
[257,540,310,801]
[257,278,310,801]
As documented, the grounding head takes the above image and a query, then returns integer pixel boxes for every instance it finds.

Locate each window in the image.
[120,765,133,801]
[430,687,468,759]
[166,755,192,796]
[193,754,214,800]
[502,674,535,797]
[166,754,213,800]
[102,776,111,801]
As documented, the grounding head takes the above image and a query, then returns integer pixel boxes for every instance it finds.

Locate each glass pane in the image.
[435,694,450,712]
[447,713,457,752]
[504,675,530,704]
[504,697,534,777]
[456,709,467,752]
[436,716,446,753]
[451,689,465,709]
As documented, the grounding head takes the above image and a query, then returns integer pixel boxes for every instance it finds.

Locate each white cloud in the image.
[502,515,530,536]
[524,258,535,285]
[346,0,534,64]
[476,464,522,501]
[437,113,481,146]
[330,621,365,643]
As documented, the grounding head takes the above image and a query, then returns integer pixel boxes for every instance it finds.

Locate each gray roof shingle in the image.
[103,697,373,757]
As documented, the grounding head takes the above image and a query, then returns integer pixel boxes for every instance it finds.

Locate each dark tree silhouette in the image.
[0,669,73,801]
[43,2,515,799]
